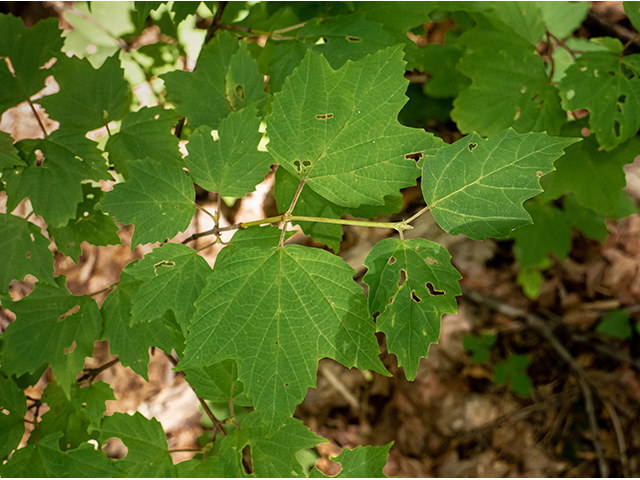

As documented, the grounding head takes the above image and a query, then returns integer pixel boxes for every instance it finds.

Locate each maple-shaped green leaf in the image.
[5,130,110,227]
[562,194,610,242]
[181,245,387,430]
[125,243,211,331]
[0,213,54,294]
[0,131,26,170]
[511,199,572,270]
[274,167,404,252]
[0,433,117,478]
[310,443,392,478]
[39,54,127,133]
[39,380,115,450]
[101,271,175,380]
[421,128,579,240]
[363,238,461,380]
[1,277,102,397]
[100,158,195,246]
[267,46,436,208]
[423,43,470,99]
[452,26,565,136]
[491,2,545,46]
[558,51,640,151]
[162,31,267,128]
[105,106,183,178]
[541,121,640,216]
[182,359,251,405]
[214,225,296,267]
[0,15,62,111]
[49,185,122,262]
[185,106,271,197]
[99,412,175,477]
[0,373,27,459]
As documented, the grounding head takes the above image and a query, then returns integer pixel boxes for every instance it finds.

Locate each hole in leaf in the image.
[398,269,407,287]
[621,64,635,79]
[316,113,333,120]
[293,160,302,172]
[426,258,437,265]
[388,256,396,265]
[614,120,621,138]
[302,159,311,167]
[468,142,477,152]
[411,290,421,303]
[30,233,35,242]
[83,211,89,217]
[426,282,445,295]
[64,341,76,354]
[35,149,45,166]
[242,445,254,475]
[235,84,245,99]
[346,35,362,42]
[608,70,616,76]
[103,437,128,459]
[4,57,15,76]
[404,151,424,162]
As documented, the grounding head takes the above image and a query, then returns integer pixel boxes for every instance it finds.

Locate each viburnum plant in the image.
[1,1,639,477]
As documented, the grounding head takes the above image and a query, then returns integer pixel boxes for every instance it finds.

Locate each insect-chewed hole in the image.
[411,290,421,303]
[404,151,424,162]
[346,35,362,42]
[468,142,477,152]
[388,256,396,265]
[608,70,616,76]
[614,120,621,138]
[316,113,333,120]
[293,160,302,172]
[103,437,128,459]
[302,159,312,168]
[426,282,445,296]
[398,269,407,287]
[235,84,245,100]
[618,94,627,104]
[242,445,253,475]
[35,149,45,166]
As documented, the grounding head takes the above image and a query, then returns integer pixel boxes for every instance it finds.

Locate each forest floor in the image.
[2,1,640,477]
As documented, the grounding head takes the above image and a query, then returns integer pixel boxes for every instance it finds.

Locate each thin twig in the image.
[603,398,630,478]
[78,357,120,384]
[319,363,360,413]
[204,1,228,45]
[280,178,306,246]
[87,284,116,298]
[28,101,48,137]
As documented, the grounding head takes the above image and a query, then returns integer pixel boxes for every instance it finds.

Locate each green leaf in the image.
[363,238,461,380]
[126,243,211,331]
[181,245,387,430]
[185,106,271,197]
[310,443,392,478]
[452,23,565,136]
[562,194,610,242]
[100,158,195,246]
[1,277,102,397]
[491,2,545,45]
[624,1,640,32]
[0,433,117,478]
[494,354,531,397]
[101,271,175,380]
[39,54,128,133]
[182,359,251,404]
[49,185,122,262]
[542,123,640,216]
[421,128,579,240]
[517,268,545,300]
[5,130,110,227]
[558,51,640,151]
[0,213,54,294]
[298,14,396,70]
[596,309,632,339]
[215,225,295,267]
[511,199,572,270]
[0,15,62,111]
[462,333,496,363]
[99,412,175,477]
[39,380,115,450]
[133,1,164,33]
[538,1,589,39]
[105,106,183,178]
[162,31,267,128]
[0,373,27,459]
[268,46,437,208]
[0,131,26,169]
[423,43,470,98]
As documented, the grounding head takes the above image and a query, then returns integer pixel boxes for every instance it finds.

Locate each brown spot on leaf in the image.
[316,113,333,120]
